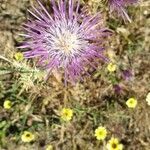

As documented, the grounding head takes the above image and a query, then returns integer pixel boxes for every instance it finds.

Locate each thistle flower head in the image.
[20,0,110,82]
[108,0,138,22]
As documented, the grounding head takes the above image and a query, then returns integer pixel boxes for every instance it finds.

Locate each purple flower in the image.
[19,0,110,82]
[108,0,138,22]
[122,69,132,80]
[113,84,122,94]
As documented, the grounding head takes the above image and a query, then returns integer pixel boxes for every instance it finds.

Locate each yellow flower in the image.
[126,98,137,108]
[61,108,73,121]
[14,52,24,61]
[94,126,107,140]
[46,144,53,150]
[146,92,150,105]
[107,137,123,150]
[21,131,35,142]
[107,63,117,72]
[3,100,12,109]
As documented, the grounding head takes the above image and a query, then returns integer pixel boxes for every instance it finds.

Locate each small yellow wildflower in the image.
[126,98,137,108]
[21,131,35,142]
[14,52,24,61]
[46,144,53,150]
[3,100,12,109]
[61,108,73,121]
[146,92,150,105]
[107,63,117,72]
[107,137,123,150]
[94,126,107,140]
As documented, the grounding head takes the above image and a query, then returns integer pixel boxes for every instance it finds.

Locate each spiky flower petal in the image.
[108,0,138,22]
[20,0,110,82]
